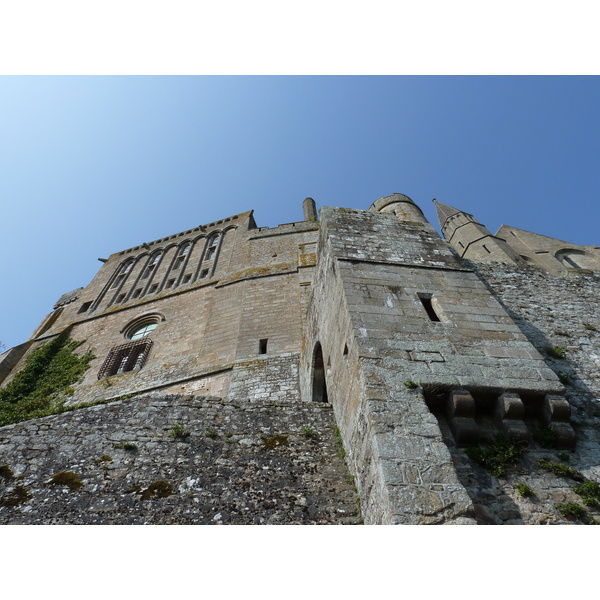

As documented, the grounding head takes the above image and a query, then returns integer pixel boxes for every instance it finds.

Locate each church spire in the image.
[432,198,521,264]
[433,199,465,231]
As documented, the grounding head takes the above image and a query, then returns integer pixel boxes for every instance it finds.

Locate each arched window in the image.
[311,342,328,403]
[556,249,589,269]
[130,322,157,340]
[174,243,191,270]
[110,260,134,289]
[122,313,164,340]
[142,253,161,279]
[206,235,219,260]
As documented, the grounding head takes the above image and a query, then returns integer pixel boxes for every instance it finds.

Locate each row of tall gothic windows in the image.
[92,234,223,311]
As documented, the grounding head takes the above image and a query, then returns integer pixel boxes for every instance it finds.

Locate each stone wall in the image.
[0,393,360,524]
[437,262,600,524]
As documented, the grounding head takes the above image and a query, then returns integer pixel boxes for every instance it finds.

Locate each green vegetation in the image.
[403,379,418,390]
[583,323,597,331]
[572,480,600,510]
[48,471,83,491]
[205,427,218,439]
[169,423,190,439]
[557,452,571,463]
[262,434,289,449]
[0,485,30,507]
[333,425,346,459]
[0,335,94,427]
[299,424,318,439]
[141,480,173,500]
[99,454,113,463]
[556,502,586,521]
[558,372,574,385]
[467,437,526,477]
[534,426,559,449]
[547,346,566,359]
[537,459,584,481]
[515,483,534,498]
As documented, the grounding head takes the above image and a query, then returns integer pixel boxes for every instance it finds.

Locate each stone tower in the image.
[433,199,522,263]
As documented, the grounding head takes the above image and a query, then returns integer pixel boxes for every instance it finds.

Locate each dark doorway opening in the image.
[312,342,328,403]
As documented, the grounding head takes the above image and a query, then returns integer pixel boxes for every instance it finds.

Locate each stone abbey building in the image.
[1,193,600,524]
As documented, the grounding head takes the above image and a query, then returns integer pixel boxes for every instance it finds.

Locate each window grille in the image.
[97,339,153,379]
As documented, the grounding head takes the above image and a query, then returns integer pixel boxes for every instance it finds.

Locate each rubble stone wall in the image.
[0,393,360,524]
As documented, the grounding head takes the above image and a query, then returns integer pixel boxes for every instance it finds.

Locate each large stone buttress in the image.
[302,193,568,524]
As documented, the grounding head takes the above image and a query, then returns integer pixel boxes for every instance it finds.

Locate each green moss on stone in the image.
[48,471,83,491]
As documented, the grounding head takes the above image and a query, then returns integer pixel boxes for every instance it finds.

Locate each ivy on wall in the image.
[0,335,94,427]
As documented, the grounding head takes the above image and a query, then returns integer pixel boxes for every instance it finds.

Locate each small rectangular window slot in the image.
[78,301,92,314]
[200,269,209,279]
[343,344,348,356]
[116,294,126,303]
[259,338,268,354]
[132,288,142,298]
[418,294,441,322]
[166,279,175,289]
[150,284,159,293]
[183,274,192,283]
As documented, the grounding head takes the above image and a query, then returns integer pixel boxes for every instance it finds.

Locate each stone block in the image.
[447,389,475,418]
[541,395,571,425]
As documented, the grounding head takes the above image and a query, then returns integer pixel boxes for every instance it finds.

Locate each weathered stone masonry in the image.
[2,193,600,524]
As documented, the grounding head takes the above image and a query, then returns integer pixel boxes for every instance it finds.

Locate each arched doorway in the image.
[312,342,328,403]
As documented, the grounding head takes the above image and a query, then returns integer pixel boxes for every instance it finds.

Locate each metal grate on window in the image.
[97,338,153,379]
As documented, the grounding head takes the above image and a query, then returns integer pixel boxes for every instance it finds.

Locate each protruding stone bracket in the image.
[541,394,576,449]
[446,389,479,446]
[495,392,529,443]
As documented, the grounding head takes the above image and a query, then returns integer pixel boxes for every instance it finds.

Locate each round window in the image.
[130,322,158,340]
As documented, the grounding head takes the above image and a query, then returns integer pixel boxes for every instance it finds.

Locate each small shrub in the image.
[141,480,173,500]
[0,465,14,479]
[122,442,138,451]
[534,426,558,448]
[299,425,318,439]
[538,459,584,481]
[547,346,566,359]
[467,437,526,477]
[0,485,30,507]
[169,423,190,439]
[557,452,571,463]
[572,480,600,509]
[515,483,534,498]
[99,454,113,463]
[404,379,418,390]
[48,471,83,491]
[558,372,574,385]
[556,502,586,521]
[583,323,597,331]
[262,434,289,449]
[205,427,218,439]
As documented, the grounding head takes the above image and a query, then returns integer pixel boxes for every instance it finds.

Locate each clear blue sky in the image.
[1,76,600,350]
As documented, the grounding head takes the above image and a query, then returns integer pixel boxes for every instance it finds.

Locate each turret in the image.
[369,193,429,224]
[433,199,521,264]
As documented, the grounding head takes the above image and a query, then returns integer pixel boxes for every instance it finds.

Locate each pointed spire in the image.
[432,199,464,230]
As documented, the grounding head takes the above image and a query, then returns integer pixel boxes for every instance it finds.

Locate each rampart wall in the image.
[0,393,360,524]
